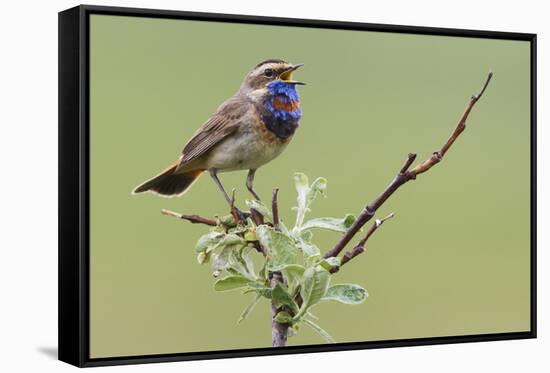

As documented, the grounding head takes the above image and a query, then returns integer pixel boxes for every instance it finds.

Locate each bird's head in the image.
[240,59,304,98]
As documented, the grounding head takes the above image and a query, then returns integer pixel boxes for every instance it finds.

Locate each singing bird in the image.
[133,59,305,208]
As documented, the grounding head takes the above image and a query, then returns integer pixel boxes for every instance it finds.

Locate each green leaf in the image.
[245,199,273,220]
[197,252,208,264]
[280,264,305,295]
[294,173,310,208]
[305,253,322,268]
[245,282,272,298]
[227,247,256,280]
[293,173,328,230]
[213,275,251,291]
[302,319,336,343]
[244,230,257,242]
[307,177,328,207]
[293,173,310,229]
[322,284,368,304]
[256,225,299,270]
[274,311,293,324]
[238,294,262,323]
[240,245,257,278]
[294,267,330,321]
[218,214,237,227]
[318,257,341,272]
[219,233,246,248]
[296,239,320,258]
[300,230,314,242]
[211,245,232,274]
[194,231,224,253]
[300,214,356,233]
[272,283,299,314]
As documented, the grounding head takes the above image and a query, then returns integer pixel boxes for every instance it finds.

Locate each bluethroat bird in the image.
[133,59,305,208]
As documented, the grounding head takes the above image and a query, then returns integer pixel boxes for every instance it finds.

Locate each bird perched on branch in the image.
[133,59,305,210]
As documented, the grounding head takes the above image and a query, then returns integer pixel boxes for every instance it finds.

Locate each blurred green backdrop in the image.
[89,14,531,358]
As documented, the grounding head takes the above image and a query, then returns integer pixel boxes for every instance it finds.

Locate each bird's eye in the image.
[264,68,274,78]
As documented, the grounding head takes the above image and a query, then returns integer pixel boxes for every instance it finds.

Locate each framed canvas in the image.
[58,4,537,367]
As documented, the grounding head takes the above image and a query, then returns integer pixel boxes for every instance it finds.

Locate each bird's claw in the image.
[231,207,251,224]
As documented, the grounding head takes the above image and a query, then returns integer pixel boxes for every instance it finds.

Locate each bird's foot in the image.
[231,207,251,224]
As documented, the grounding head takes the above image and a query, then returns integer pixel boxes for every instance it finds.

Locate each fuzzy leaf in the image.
[300,230,314,242]
[300,214,356,233]
[245,282,272,298]
[194,231,224,253]
[244,230,257,242]
[240,245,257,279]
[280,264,306,295]
[211,245,232,274]
[219,233,246,248]
[213,275,251,291]
[293,173,328,230]
[303,319,335,343]
[322,284,368,304]
[197,252,208,264]
[294,173,310,209]
[307,177,328,207]
[274,311,293,324]
[227,247,255,280]
[318,257,341,272]
[296,239,320,258]
[272,283,299,314]
[294,267,330,321]
[245,199,273,220]
[256,225,298,270]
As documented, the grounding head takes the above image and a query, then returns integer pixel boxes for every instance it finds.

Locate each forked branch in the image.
[331,213,395,273]
[324,71,493,259]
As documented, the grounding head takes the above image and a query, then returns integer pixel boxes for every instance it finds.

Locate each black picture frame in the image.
[58,4,537,368]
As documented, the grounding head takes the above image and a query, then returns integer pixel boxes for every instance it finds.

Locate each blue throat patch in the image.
[265,81,302,121]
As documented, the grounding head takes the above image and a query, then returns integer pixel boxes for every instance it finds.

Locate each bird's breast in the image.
[200,115,291,172]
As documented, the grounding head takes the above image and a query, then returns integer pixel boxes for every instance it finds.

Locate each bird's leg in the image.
[209,169,249,222]
[246,169,261,201]
[209,169,232,205]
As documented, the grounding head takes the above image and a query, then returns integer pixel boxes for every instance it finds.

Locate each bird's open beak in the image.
[279,63,305,85]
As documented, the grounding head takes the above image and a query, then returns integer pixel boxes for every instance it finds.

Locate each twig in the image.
[272,188,280,230]
[229,189,243,225]
[324,71,493,259]
[250,209,264,225]
[331,213,395,273]
[161,209,217,226]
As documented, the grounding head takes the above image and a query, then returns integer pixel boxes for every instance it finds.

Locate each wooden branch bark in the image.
[324,71,493,259]
[161,209,217,226]
[268,189,290,347]
[331,213,394,273]
[272,188,280,230]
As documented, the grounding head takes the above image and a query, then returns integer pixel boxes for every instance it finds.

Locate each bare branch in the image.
[161,209,217,226]
[324,71,493,259]
[250,209,264,226]
[331,213,395,273]
[272,188,280,230]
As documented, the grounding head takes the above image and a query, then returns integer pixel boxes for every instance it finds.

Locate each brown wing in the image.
[180,96,249,164]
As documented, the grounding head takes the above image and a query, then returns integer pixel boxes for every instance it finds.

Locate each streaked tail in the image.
[132,162,204,197]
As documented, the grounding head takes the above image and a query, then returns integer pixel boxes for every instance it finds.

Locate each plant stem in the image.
[270,272,289,347]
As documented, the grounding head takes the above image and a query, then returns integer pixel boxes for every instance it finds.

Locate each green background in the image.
[89,14,531,358]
